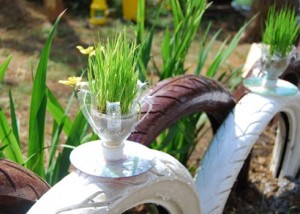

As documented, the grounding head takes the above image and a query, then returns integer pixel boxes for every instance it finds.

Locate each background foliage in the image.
[0,0,248,184]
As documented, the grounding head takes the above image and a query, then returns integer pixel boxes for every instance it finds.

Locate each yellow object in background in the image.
[90,0,108,25]
[122,0,138,22]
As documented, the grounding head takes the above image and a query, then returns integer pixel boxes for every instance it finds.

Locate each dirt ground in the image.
[0,1,299,213]
[224,125,300,214]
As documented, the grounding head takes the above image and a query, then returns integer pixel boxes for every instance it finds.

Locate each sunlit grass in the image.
[87,29,140,114]
[263,5,300,57]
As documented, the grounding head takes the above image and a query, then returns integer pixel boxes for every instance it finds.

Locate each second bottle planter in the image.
[243,47,298,96]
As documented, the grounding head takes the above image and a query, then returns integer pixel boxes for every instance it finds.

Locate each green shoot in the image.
[0,56,12,81]
[88,29,140,114]
[263,5,300,57]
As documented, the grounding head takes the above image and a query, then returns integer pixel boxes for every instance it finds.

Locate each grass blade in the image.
[53,111,89,183]
[206,17,252,77]
[161,27,171,67]
[46,89,72,135]
[136,0,163,81]
[0,56,12,81]
[136,0,145,45]
[26,11,65,176]
[9,90,20,146]
[46,121,64,185]
[0,107,23,163]
[195,23,221,74]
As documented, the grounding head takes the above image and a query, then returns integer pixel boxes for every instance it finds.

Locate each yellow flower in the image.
[59,76,82,87]
[76,46,95,56]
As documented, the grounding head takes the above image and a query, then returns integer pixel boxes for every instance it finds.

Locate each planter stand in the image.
[243,77,298,96]
[244,50,298,96]
[70,140,155,178]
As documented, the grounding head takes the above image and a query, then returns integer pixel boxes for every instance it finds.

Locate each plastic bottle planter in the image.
[262,55,288,89]
[70,85,155,178]
[244,48,298,96]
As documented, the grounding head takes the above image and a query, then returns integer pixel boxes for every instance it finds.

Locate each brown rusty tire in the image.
[129,74,236,146]
[0,158,50,214]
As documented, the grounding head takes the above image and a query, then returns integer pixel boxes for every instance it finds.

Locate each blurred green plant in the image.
[0,12,93,185]
[0,56,12,82]
[136,0,250,166]
[263,5,300,57]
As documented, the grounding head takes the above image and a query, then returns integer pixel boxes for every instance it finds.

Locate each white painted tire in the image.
[28,150,200,214]
[28,90,300,214]
[195,92,300,214]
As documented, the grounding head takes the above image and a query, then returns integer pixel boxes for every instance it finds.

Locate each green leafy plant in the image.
[160,0,207,79]
[136,0,251,166]
[263,5,300,57]
[0,12,93,185]
[136,0,158,81]
[0,0,250,186]
[87,30,140,114]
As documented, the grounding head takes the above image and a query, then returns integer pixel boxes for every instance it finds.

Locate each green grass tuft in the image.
[263,5,300,57]
[87,29,140,114]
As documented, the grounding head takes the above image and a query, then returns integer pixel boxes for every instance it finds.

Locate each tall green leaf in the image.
[136,0,162,81]
[46,121,65,185]
[0,107,23,163]
[161,27,171,67]
[0,56,12,81]
[46,89,72,135]
[46,89,74,184]
[195,23,221,74]
[136,0,145,45]
[160,0,207,79]
[9,90,20,146]
[52,111,89,184]
[206,17,253,77]
[26,12,64,176]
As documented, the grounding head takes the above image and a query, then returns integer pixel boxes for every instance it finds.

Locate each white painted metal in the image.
[195,92,300,214]
[28,150,200,214]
